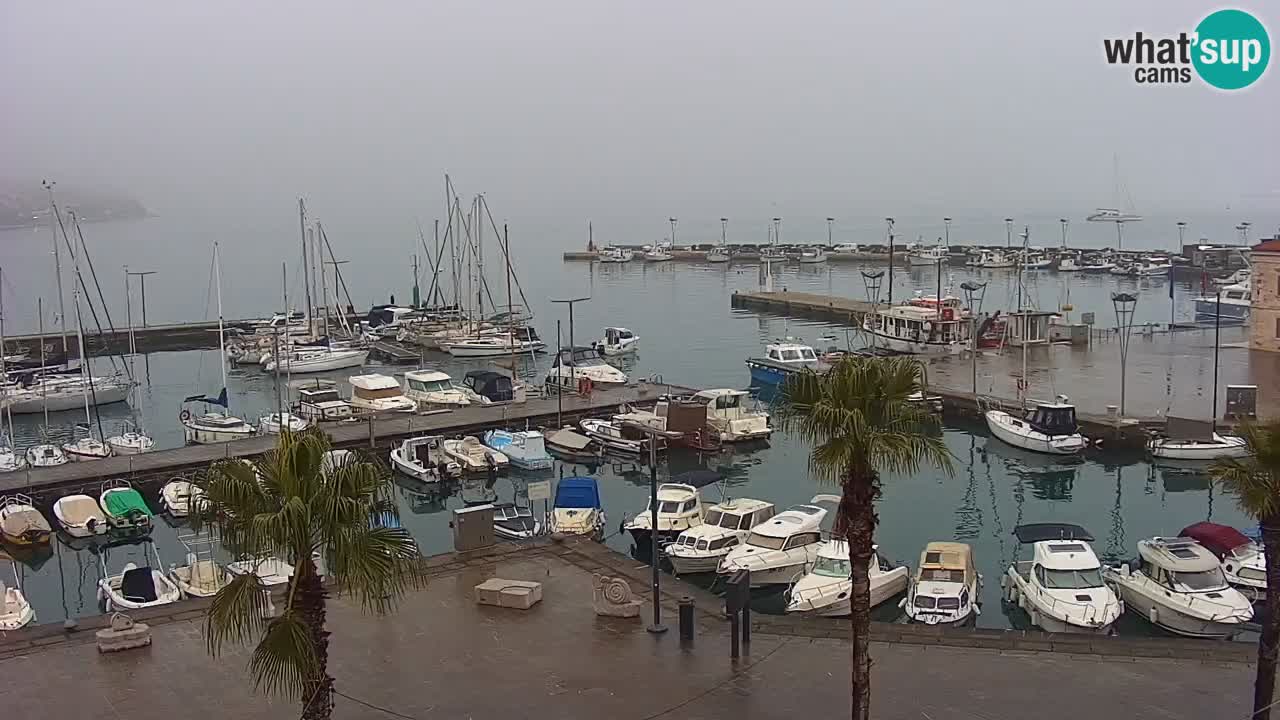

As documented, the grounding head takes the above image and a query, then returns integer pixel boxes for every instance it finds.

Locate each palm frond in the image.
[1210,420,1280,520]
[248,610,319,700]
[327,526,429,613]
[205,572,270,655]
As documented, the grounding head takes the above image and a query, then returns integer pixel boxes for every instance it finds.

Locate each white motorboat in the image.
[0,552,35,630]
[181,404,256,445]
[667,498,776,575]
[264,347,369,374]
[903,541,982,626]
[579,418,657,455]
[1108,263,1134,277]
[745,339,822,386]
[717,496,839,587]
[296,383,354,423]
[100,480,155,534]
[97,540,183,611]
[442,435,509,473]
[1194,281,1250,325]
[798,246,828,264]
[1148,432,1248,460]
[760,246,788,262]
[389,435,461,482]
[1057,254,1083,271]
[483,429,553,470]
[1020,252,1052,270]
[168,533,230,598]
[545,347,629,389]
[106,427,155,455]
[544,428,605,464]
[550,476,606,538]
[62,434,112,462]
[25,444,67,468]
[624,483,706,548]
[692,388,771,442]
[984,396,1087,455]
[493,503,541,540]
[643,243,674,262]
[258,411,310,434]
[1002,523,1122,634]
[706,246,732,263]
[404,369,471,409]
[349,373,417,414]
[3,374,132,414]
[786,540,909,617]
[1133,259,1172,277]
[594,327,639,357]
[159,478,204,518]
[52,494,109,538]
[862,296,971,355]
[976,250,1016,268]
[1181,522,1266,604]
[1080,257,1117,273]
[1103,536,1253,638]
[0,494,53,546]
[598,246,634,263]
[907,245,948,266]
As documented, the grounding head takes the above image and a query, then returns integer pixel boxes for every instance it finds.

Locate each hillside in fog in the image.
[0,183,147,229]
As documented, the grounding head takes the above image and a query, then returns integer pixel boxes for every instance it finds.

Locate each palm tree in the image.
[194,429,427,720]
[1210,420,1280,720]
[775,355,952,720]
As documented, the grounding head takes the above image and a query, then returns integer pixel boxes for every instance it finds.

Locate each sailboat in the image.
[60,235,111,462]
[984,228,1087,456]
[0,268,26,472]
[180,243,255,445]
[1148,293,1249,461]
[22,299,67,468]
[107,268,154,455]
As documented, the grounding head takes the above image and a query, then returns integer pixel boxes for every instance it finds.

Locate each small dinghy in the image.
[53,494,109,538]
[443,436,509,473]
[389,436,461,482]
[550,476,606,539]
[545,428,604,464]
[0,494,52,546]
[159,478,205,518]
[483,429,553,470]
[97,539,182,611]
[227,555,296,587]
[168,533,229,598]
[493,503,541,540]
[0,551,35,630]
[100,479,155,534]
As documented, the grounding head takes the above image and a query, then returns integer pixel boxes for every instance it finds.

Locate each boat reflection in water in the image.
[979,438,1081,502]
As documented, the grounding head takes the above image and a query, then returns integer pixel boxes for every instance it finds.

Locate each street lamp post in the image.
[720,217,728,247]
[885,217,895,305]
[772,217,782,247]
[1004,217,1014,248]
[1111,292,1139,417]
[125,269,157,328]
[621,421,683,635]
[961,281,988,395]
[551,297,590,395]
[669,217,678,248]
[826,217,835,248]
[944,217,952,247]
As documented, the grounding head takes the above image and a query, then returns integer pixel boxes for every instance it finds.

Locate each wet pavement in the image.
[0,541,1251,719]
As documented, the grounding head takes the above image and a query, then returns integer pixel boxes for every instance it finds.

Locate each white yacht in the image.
[1002,523,1122,634]
[643,243,674,262]
[389,436,461,483]
[1104,536,1253,638]
[976,250,1016,268]
[907,245,948,266]
[4,374,131,414]
[25,444,67,468]
[984,396,1087,455]
[442,435,509,473]
[745,339,822,386]
[181,400,256,445]
[706,246,732,263]
[97,539,183,612]
[667,498,776,575]
[403,369,471,410]
[545,347,629,389]
[692,388,771,442]
[798,246,828,264]
[598,246,635,264]
[623,483,706,548]
[862,296,971,355]
[1194,281,1250,325]
[1181,522,1265,603]
[106,424,155,455]
[264,346,369,374]
[594,327,639,356]
[717,496,838,587]
[903,541,982,626]
[52,494,108,538]
[349,374,416,414]
[0,553,35,630]
[258,411,310,434]
[296,384,354,423]
[786,540,909,617]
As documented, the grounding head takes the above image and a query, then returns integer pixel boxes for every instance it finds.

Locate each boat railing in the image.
[1024,582,1121,625]
[787,575,850,610]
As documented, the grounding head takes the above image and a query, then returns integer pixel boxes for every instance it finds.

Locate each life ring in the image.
[578,377,594,395]
[179,409,191,422]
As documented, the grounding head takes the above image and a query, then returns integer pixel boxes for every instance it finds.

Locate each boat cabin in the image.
[1013,523,1105,582]
[551,347,613,369]
[1005,311,1057,346]
[741,503,826,551]
[702,499,774,535]
[464,371,514,402]
[603,327,635,345]
[916,542,976,586]
[1134,537,1230,592]
[1026,399,1079,437]
[863,303,970,344]
[762,342,820,368]
[297,385,352,421]
[1180,523,1254,561]
[405,370,456,395]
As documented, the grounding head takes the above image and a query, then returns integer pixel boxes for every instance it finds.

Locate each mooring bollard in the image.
[679,596,695,644]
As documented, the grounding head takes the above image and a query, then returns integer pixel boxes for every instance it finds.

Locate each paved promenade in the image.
[0,540,1253,719]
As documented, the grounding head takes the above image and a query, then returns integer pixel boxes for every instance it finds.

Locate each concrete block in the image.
[96,613,152,653]
[475,578,543,610]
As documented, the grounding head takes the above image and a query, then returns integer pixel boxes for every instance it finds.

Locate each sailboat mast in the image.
[1212,289,1221,434]
[504,223,516,378]
[0,267,14,441]
[299,199,312,335]
[48,197,69,357]
[39,298,48,428]
[278,262,287,418]
[318,222,330,338]
[214,242,227,394]
[70,221,92,427]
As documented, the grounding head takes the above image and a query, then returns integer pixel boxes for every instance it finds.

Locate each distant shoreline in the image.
[0,208,151,232]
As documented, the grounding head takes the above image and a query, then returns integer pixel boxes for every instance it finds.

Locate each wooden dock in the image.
[368,339,424,364]
[2,382,690,500]
[730,290,879,324]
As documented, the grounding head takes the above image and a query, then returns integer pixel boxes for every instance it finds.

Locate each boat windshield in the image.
[409,379,453,393]
[1170,568,1229,592]
[706,510,749,529]
[746,532,788,550]
[1038,567,1104,589]
[812,555,852,578]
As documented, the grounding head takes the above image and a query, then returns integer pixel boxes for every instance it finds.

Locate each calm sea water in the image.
[0,212,1264,636]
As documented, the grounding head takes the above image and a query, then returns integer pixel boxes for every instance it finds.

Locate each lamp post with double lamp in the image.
[826,217,835,248]
[1111,292,1139,417]
[551,296,590,396]
[885,217,895,304]
[961,281,987,395]
[621,420,684,635]
[669,217,677,248]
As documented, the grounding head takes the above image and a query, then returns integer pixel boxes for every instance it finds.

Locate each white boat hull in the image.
[863,328,964,356]
[266,349,369,374]
[985,411,1086,455]
[1109,580,1249,639]
[182,418,256,445]
[667,553,726,575]
[107,433,155,455]
[1148,434,1249,461]
[788,569,909,617]
[6,381,131,414]
[444,340,544,357]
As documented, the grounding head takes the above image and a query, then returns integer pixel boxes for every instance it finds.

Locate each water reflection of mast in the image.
[954,435,983,540]
[1104,466,1126,563]
[983,442,1007,566]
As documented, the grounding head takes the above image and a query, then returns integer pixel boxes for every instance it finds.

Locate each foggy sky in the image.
[2,2,1277,227]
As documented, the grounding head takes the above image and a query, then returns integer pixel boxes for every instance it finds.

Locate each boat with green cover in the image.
[99,480,153,535]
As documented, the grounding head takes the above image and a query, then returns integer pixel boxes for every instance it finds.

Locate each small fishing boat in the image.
[544,428,605,464]
[52,494,108,538]
[443,436,509,473]
[692,388,772,442]
[0,551,35,630]
[593,327,639,357]
[483,429,553,470]
[786,541,909,617]
[667,498,775,575]
[579,418,658,455]
[1001,523,1121,634]
[705,246,731,263]
[493,503,541,540]
[296,383,354,423]
[643,243,674,262]
[797,246,828,264]
[24,443,67,468]
[907,245,947,266]
[0,494,52,545]
[745,339,823,386]
[158,478,203,519]
[976,250,1016,268]
[258,411,311,434]
[598,246,634,263]
[862,297,971,356]
[623,482,706,548]
[98,538,183,611]
[168,533,229,598]
[101,479,155,534]
[1057,254,1083,271]
[1020,252,1052,270]
[1133,258,1172,277]
[389,436,461,482]
[106,424,155,455]
[984,396,1087,456]
[549,476,606,538]
[902,541,982,626]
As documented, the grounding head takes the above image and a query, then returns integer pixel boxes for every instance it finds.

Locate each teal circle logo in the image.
[1193,9,1270,90]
